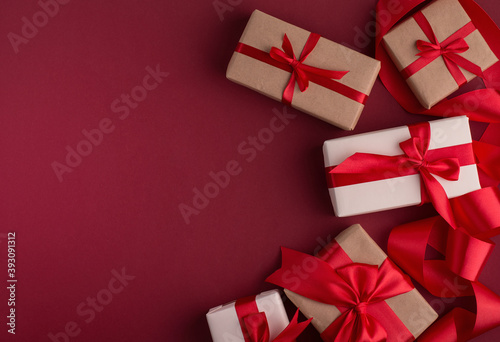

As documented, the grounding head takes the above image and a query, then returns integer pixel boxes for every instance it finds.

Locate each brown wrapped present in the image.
[267,224,438,341]
[227,10,381,130]
[383,0,498,109]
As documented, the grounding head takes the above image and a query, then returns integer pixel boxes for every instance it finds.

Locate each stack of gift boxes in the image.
[207,0,500,341]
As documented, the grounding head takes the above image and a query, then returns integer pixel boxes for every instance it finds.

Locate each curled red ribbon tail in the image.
[273,309,312,342]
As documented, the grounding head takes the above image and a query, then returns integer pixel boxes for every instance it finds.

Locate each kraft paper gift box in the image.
[206,290,289,342]
[324,116,481,217]
[268,224,438,341]
[227,10,381,130]
[383,0,498,109]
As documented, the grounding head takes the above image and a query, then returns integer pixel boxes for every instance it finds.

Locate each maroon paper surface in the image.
[0,0,499,341]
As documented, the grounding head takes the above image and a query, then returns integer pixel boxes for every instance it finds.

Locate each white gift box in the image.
[323,116,481,217]
[206,290,289,342]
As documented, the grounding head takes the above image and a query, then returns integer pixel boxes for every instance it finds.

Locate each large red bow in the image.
[329,122,461,228]
[269,33,348,105]
[266,248,414,342]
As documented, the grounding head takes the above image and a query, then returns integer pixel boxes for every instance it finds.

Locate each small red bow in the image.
[411,12,484,85]
[399,135,460,181]
[240,309,311,342]
[269,33,348,105]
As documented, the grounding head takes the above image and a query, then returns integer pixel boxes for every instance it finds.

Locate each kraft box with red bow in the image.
[206,289,311,342]
[382,0,498,109]
[227,10,381,130]
[267,224,438,342]
[324,116,481,219]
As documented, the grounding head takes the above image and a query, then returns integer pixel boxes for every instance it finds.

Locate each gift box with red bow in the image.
[206,289,311,342]
[383,0,498,109]
[227,10,381,130]
[267,224,438,342]
[324,116,481,221]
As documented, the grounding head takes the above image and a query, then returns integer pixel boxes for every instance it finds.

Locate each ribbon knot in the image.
[269,33,349,105]
[289,59,301,71]
[354,301,368,314]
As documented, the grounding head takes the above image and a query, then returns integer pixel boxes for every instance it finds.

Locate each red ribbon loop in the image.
[389,191,500,293]
[266,248,414,342]
[269,33,348,105]
[418,282,500,342]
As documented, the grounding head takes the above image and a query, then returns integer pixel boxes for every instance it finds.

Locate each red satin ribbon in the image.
[235,33,368,106]
[328,122,467,228]
[266,247,415,342]
[401,12,484,86]
[388,186,500,341]
[473,140,500,187]
[376,0,500,137]
[418,282,500,342]
[235,296,311,342]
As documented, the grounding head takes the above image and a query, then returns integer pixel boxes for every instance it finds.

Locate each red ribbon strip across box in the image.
[401,11,484,85]
[324,116,480,224]
[206,289,311,342]
[227,10,381,130]
[267,224,438,342]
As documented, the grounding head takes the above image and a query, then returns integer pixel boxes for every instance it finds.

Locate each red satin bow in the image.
[236,296,311,342]
[416,35,469,60]
[266,248,414,342]
[320,262,413,342]
[269,33,348,105]
[403,12,485,86]
[330,122,460,228]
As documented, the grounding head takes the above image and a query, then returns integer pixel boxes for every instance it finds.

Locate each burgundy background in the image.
[1,0,499,341]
